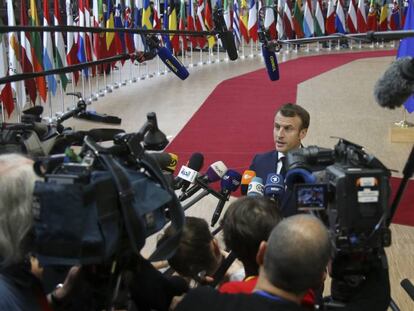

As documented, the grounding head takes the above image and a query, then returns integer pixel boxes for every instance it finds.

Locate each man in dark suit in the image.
[249,103,310,216]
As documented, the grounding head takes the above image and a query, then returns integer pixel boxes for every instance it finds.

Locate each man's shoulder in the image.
[251,150,277,163]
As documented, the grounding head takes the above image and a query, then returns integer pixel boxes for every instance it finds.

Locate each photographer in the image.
[174,215,391,311]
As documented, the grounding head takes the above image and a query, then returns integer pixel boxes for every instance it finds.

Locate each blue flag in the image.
[397,0,414,113]
[163,0,172,51]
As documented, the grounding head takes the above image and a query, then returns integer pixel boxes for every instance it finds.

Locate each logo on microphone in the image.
[270,175,280,184]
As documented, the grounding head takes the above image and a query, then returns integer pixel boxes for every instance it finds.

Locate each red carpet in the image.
[167,50,414,226]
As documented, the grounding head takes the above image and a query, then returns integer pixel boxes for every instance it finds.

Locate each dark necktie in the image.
[279,156,287,177]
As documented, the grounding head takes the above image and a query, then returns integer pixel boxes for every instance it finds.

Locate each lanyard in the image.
[254,290,286,303]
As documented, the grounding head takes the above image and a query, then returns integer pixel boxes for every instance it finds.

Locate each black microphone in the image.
[174,152,204,191]
[374,57,414,109]
[401,279,414,302]
[213,8,238,61]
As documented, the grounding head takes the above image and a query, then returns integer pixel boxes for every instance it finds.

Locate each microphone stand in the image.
[182,179,227,211]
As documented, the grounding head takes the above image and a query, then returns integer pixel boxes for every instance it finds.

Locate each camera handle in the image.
[387,144,414,226]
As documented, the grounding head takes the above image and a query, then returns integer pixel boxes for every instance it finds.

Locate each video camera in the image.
[286,138,392,301]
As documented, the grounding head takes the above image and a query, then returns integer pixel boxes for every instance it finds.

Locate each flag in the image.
[179,0,188,51]
[54,0,69,90]
[92,0,104,61]
[402,0,409,27]
[106,0,117,56]
[347,0,358,33]
[124,0,135,54]
[142,0,153,29]
[187,0,198,47]
[43,0,57,95]
[233,0,241,47]
[397,0,414,113]
[314,0,325,36]
[20,0,37,105]
[335,0,346,33]
[367,0,378,31]
[302,0,314,37]
[84,0,95,75]
[66,0,80,85]
[135,0,147,52]
[357,0,367,32]
[153,0,162,29]
[240,0,250,42]
[195,0,208,48]
[248,0,258,41]
[168,0,180,52]
[163,0,173,51]
[265,0,277,40]
[284,0,295,39]
[205,0,216,48]
[114,0,126,60]
[7,0,27,110]
[379,0,389,30]
[0,20,14,117]
[293,0,304,38]
[78,0,89,77]
[223,0,231,29]
[30,0,47,102]
[325,0,335,34]
[389,1,401,30]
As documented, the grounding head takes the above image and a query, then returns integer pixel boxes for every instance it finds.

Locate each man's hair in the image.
[277,103,310,130]
[158,217,218,278]
[0,154,37,267]
[264,215,331,295]
[222,197,282,274]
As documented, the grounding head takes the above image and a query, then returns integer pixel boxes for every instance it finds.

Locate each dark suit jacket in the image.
[249,150,297,217]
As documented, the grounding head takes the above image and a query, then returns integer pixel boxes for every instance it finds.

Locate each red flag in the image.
[195,0,208,48]
[179,0,188,51]
[66,1,80,85]
[187,0,198,47]
[367,0,378,31]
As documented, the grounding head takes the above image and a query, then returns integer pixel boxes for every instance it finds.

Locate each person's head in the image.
[221,197,282,276]
[257,215,331,296]
[159,217,222,279]
[0,154,37,267]
[273,103,310,154]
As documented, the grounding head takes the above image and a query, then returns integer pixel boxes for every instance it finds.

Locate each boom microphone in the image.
[240,170,256,195]
[374,57,414,109]
[157,47,190,80]
[262,45,280,81]
[264,173,285,202]
[213,8,238,61]
[211,169,242,226]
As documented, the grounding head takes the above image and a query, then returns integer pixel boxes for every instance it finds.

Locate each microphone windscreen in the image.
[157,47,190,80]
[264,173,285,198]
[262,45,280,81]
[187,152,204,172]
[241,170,256,195]
[166,153,179,172]
[374,57,414,109]
[247,177,264,197]
[150,152,178,172]
[220,30,238,61]
[220,169,242,192]
[206,161,228,182]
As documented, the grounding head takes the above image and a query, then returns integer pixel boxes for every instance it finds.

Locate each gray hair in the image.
[0,153,37,267]
[264,214,331,294]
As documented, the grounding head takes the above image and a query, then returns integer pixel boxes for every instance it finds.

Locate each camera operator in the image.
[249,103,310,217]
[0,153,77,311]
[173,215,391,311]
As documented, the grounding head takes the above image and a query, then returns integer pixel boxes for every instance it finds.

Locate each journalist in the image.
[174,214,391,311]
[249,103,310,216]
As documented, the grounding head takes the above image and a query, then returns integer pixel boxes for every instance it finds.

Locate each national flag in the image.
[357,0,367,32]
[389,1,401,30]
[232,0,241,47]
[205,0,216,48]
[169,0,180,52]
[30,0,47,102]
[335,0,346,33]
[302,0,314,37]
[402,0,409,27]
[78,0,89,77]
[54,0,69,90]
[314,0,325,36]
[43,0,57,95]
[347,0,358,33]
[397,0,414,113]
[367,0,378,31]
[124,0,135,54]
[196,0,208,48]
[187,0,198,47]
[179,0,188,51]
[20,0,37,105]
[0,20,14,117]
[284,0,295,39]
[142,0,153,29]
[223,0,231,29]
[66,0,80,85]
[84,0,95,75]
[248,0,258,41]
[325,0,335,34]
[240,0,250,42]
[135,0,147,52]
[293,0,304,38]
[379,0,389,30]
[163,0,173,51]
[114,0,126,60]
[92,0,104,61]
[276,0,286,39]
[265,0,277,40]
[153,0,162,29]
[106,0,117,57]
[7,0,26,110]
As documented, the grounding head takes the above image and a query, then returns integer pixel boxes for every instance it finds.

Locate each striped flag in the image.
[66,0,80,85]
[265,0,277,40]
[153,0,162,29]
[179,0,188,51]
[402,0,409,27]
[379,0,389,31]
[240,0,250,43]
[84,0,95,75]
[335,0,346,33]
[30,0,48,102]
[124,0,135,54]
[248,0,258,42]
[367,0,378,31]
[92,0,104,62]
[169,0,180,52]
[205,0,216,48]
[325,0,335,34]
[293,0,304,38]
[106,0,117,57]
[314,0,325,36]
[302,0,314,37]
[283,0,295,39]
[114,0,126,60]
[233,0,241,47]
[223,0,231,29]
[54,0,69,90]
[135,0,146,52]
[0,20,14,117]
[20,0,37,105]
[43,0,57,94]
[357,0,367,32]
[390,1,401,30]
[187,0,198,47]
[347,0,358,33]
[78,0,89,77]
[163,0,172,51]
[7,0,27,110]
[196,0,208,48]
[276,0,286,39]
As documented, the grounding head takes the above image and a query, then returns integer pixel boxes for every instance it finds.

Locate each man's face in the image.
[273,112,308,153]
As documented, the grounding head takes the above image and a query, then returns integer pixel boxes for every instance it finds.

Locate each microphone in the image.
[149,152,179,173]
[261,45,280,81]
[174,153,204,191]
[179,161,228,201]
[211,169,242,226]
[401,279,414,302]
[247,177,264,197]
[374,57,414,109]
[157,47,190,80]
[240,170,256,195]
[213,8,238,60]
[264,173,285,202]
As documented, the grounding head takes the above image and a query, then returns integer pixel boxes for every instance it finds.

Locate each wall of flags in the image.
[0,0,411,119]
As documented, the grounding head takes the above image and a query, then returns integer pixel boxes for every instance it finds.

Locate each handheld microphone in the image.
[179,161,228,201]
[240,170,256,195]
[374,57,414,109]
[261,45,280,81]
[156,47,190,80]
[149,152,179,173]
[247,177,264,197]
[211,169,242,226]
[213,8,238,60]
[174,152,204,191]
[264,173,285,201]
